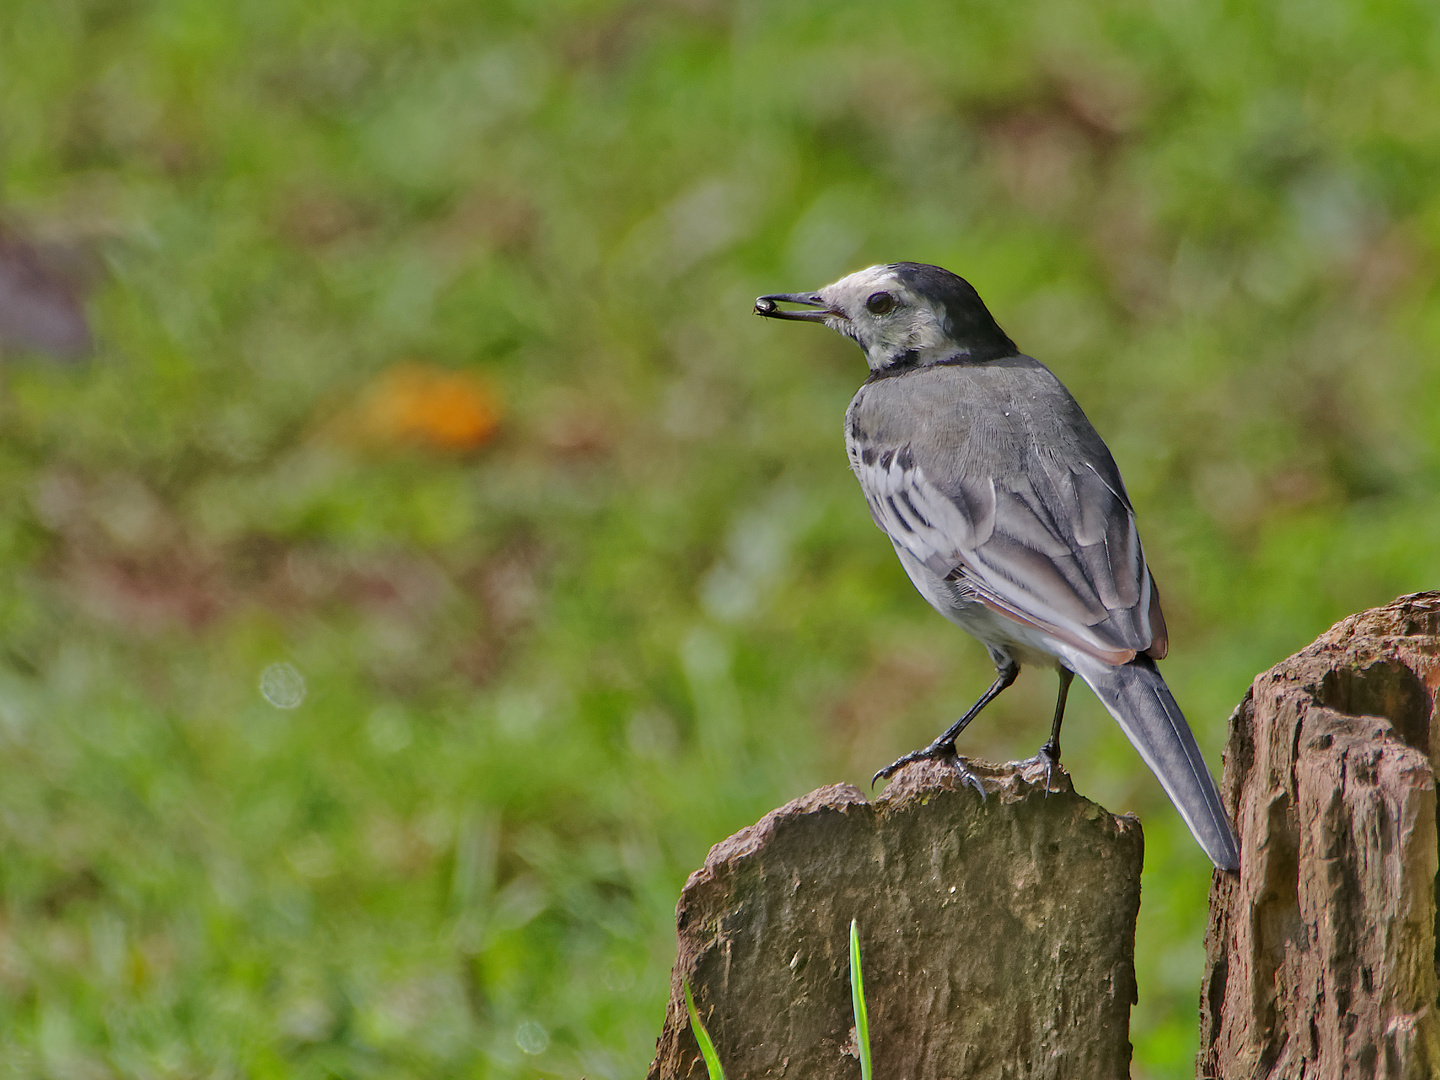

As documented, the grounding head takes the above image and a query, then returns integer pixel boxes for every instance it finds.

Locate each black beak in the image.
[754,292,837,322]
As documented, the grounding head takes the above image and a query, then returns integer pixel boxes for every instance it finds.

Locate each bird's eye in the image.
[865,291,896,315]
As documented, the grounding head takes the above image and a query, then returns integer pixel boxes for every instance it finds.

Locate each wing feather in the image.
[852,441,1160,663]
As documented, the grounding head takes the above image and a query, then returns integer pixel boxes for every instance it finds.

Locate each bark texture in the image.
[649,757,1144,1080]
[1199,592,1440,1079]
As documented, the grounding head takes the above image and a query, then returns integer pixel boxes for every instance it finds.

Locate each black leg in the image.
[1040,667,1074,762]
[1026,666,1074,795]
[872,657,1020,794]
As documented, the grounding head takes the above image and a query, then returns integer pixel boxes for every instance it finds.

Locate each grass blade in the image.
[850,918,873,1080]
[683,978,725,1080]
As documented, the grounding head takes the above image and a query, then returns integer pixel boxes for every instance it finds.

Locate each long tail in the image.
[1067,652,1239,871]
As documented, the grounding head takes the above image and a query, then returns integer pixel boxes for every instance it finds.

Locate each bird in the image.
[755,262,1240,871]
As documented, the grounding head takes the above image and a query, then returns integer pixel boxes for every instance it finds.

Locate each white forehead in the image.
[820,265,903,305]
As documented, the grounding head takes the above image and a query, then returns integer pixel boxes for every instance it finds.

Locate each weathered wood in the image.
[1199,592,1440,1079]
[649,757,1144,1080]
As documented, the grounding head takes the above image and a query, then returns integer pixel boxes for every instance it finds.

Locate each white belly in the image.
[891,540,1063,671]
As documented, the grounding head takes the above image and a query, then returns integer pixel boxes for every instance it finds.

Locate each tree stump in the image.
[1199,592,1440,1079]
[648,757,1144,1080]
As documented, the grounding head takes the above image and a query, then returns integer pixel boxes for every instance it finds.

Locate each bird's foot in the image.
[872,744,988,801]
[1019,742,1061,797]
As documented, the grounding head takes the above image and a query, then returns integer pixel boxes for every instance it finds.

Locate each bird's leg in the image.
[1024,667,1074,795]
[872,658,1020,797]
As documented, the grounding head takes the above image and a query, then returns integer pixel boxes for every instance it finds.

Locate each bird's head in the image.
[755,262,1018,373]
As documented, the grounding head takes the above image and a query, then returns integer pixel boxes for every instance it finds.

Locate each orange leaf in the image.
[352,362,503,452]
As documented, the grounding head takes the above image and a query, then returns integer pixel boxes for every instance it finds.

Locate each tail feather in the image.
[1068,653,1239,871]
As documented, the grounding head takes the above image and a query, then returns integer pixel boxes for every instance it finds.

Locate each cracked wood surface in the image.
[1199,592,1440,1079]
[648,758,1143,1080]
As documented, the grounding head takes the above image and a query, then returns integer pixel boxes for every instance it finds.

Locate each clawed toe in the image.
[1021,743,1061,796]
[952,760,988,800]
[871,746,935,787]
[872,746,988,801]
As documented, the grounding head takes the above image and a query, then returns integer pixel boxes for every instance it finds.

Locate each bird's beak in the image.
[754,292,839,322]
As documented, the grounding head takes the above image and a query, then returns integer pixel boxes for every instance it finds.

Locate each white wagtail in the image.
[756,262,1239,871]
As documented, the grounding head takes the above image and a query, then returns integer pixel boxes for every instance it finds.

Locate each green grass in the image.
[679,922,872,1080]
[850,919,873,1080]
[683,979,726,1080]
[1,0,1439,1076]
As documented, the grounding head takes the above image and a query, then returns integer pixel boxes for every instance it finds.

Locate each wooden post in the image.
[1200,592,1440,1078]
[650,593,1440,1079]
[648,758,1145,1080]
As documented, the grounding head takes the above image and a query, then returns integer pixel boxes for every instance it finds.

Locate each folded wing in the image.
[852,442,1167,665]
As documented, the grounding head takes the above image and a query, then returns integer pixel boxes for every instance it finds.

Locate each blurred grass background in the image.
[1,0,1438,1076]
